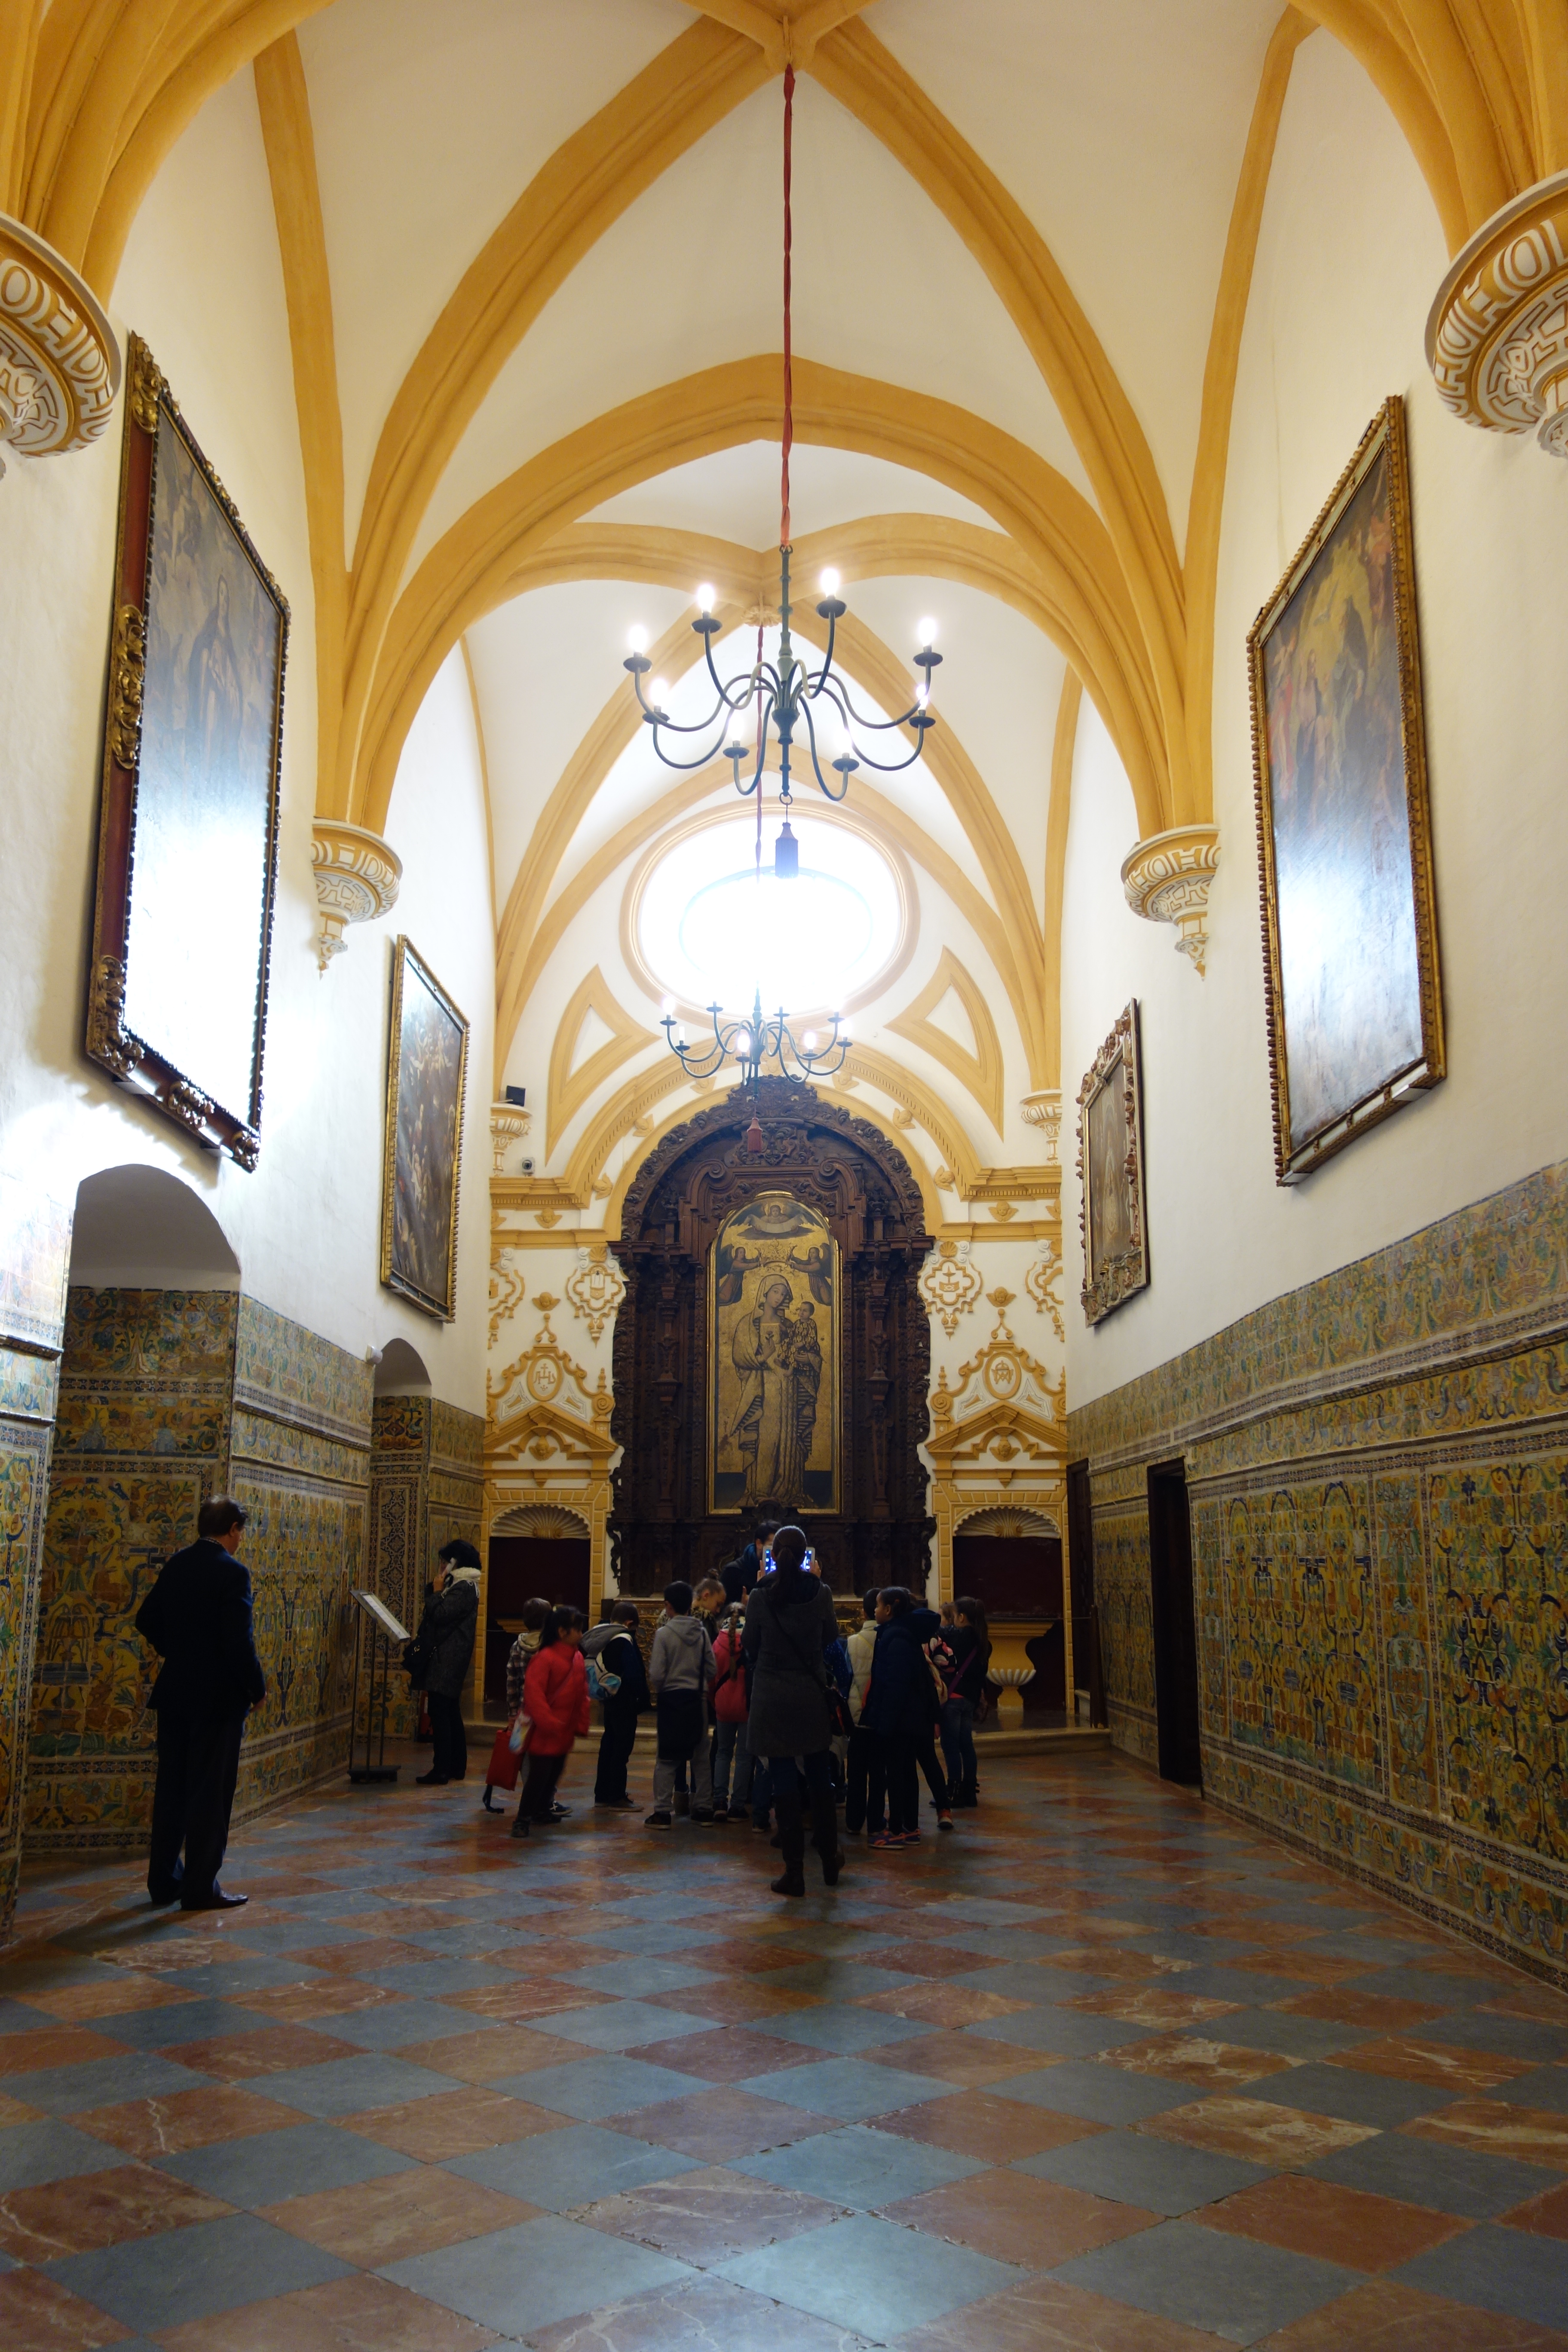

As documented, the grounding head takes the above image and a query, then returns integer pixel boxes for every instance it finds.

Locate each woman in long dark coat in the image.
[742,1524,843,1895]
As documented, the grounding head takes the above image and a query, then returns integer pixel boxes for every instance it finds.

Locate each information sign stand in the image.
[349,1589,409,1784]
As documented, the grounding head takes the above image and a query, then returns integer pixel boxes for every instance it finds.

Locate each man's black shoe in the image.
[181,1887,248,1912]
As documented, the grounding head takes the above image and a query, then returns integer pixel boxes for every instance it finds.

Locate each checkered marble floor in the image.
[0,1752,1565,2350]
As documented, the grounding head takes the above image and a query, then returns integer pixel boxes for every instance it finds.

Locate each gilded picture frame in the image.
[708,1193,841,1516]
[1077,1000,1148,1328]
[1248,396,1444,1184]
[85,334,288,1169]
[380,937,470,1323]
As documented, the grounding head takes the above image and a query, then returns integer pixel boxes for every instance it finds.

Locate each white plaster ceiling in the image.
[586,441,997,540]
[404,75,1093,582]
[870,0,1282,546]
[297,0,692,551]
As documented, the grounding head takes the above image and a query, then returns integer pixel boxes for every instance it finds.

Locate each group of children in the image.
[479,1561,994,1853]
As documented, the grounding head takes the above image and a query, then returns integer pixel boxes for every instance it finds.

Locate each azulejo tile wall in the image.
[1069,1159,1568,1986]
[364,1393,484,1738]
[229,1297,374,1819]
[25,1289,376,1854]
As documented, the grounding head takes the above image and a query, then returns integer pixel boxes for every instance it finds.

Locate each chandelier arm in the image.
[799,702,852,802]
[806,606,838,688]
[830,680,928,734]
[837,723,934,775]
[649,726,749,774]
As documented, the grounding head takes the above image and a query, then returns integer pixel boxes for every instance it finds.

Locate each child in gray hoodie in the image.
[646,1580,716,1827]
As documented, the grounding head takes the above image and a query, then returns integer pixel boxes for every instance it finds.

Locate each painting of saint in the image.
[1077,1001,1148,1327]
[381,941,469,1320]
[1251,398,1443,1180]
[710,1194,838,1513]
[120,399,285,1127]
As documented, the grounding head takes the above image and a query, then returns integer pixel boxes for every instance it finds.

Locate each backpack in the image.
[585,1655,622,1701]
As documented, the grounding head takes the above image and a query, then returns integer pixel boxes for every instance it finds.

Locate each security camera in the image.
[521,1156,536,1174]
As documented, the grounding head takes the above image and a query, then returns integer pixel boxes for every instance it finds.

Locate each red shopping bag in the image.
[485,1722,522,1791]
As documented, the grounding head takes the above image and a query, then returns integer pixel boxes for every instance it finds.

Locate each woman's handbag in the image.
[401,1626,434,1686]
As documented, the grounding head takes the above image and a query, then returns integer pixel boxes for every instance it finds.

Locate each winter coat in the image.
[135,1540,266,1720]
[846,1620,877,1725]
[944,1625,987,1706]
[596,1628,649,1720]
[863,1606,943,1740]
[521,1642,590,1756]
[712,1625,748,1724]
[416,1568,480,1700]
[648,1614,714,1698]
[742,1571,839,1757]
[505,1629,540,1717]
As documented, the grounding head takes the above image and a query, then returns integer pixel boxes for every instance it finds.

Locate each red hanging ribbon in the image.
[780,64,794,552]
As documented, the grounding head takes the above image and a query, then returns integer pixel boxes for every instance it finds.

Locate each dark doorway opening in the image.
[952,1534,1066,1718]
[1147,1458,1202,1786]
[483,1536,590,1710]
[1066,1458,1106,1727]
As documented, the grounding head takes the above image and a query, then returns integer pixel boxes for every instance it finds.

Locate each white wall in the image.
[0,71,492,1409]
[1063,29,1568,1409]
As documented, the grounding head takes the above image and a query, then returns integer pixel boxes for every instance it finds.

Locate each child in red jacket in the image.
[513,1608,589,1840]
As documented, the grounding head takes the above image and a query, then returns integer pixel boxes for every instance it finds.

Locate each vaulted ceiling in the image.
[6,0,1536,1186]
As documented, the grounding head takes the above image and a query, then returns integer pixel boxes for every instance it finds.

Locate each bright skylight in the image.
[638,815,901,1015]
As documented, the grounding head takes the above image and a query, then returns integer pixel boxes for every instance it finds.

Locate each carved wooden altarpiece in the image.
[609,1081,933,1595]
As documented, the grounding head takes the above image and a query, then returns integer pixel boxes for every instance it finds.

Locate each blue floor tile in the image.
[718,2211,1022,2337]
[5,2051,210,2115]
[987,2059,1199,2124]
[159,2117,416,2205]
[1391,2221,1568,2327]
[92,1998,275,2049]
[46,2212,353,2331]
[542,2001,719,2051]
[0,2118,132,2191]
[256,2052,461,2117]
[298,2000,495,2052]
[562,1959,720,1997]
[1245,2061,1454,2128]
[965,2007,1155,2058]
[1016,2126,1271,2214]
[746,2006,928,2055]
[734,2059,954,2123]
[1054,2214,1358,2345]
[1306,2129,1559,2217]
[380,2213,693,2332]
[733,2122,985,2208]
[445,2120,703,2210]
[500,2057,711,2119]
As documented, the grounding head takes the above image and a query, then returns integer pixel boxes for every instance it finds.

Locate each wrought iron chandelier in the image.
[622,66,943,883]
[663,986,851,1153]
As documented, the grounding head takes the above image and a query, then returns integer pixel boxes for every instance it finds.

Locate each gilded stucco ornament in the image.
[0,216,119,478]
[1121,824,1220,974]
[490,1099,531,1174]
[565,1244,626,1342]
[918,1237,982,1338]
[1427,172,1568,456]
[310,820,401,971]
[1018,1089,1062,1159]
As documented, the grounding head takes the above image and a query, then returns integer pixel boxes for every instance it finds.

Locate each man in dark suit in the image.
[135,1494,266,1912]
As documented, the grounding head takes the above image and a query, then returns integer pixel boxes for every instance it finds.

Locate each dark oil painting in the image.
[382,940,469,1321]
[710,1193,839,1515]
[1251,398,1442,1181]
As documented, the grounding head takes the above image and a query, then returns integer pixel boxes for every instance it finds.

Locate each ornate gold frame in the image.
[1076,999,1148,1327]
[380,937,470,1321]
[86,334,288,1168]
[1248,396,1444,1183]
[707,1193,842,1516]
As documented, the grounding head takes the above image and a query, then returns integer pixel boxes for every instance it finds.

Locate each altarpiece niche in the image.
[611,1082,931,1595]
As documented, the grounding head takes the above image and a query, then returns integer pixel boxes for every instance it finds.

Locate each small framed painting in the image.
[86,334,288,1168]
[381,938,470,1321]
[1077,1001,1148,1328]
[1249,396,1443,1182]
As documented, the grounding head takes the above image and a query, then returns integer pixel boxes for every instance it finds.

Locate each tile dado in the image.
[364,1393,484,1739]
[1069,1159,1568,1986]
[26,1288,375,1854]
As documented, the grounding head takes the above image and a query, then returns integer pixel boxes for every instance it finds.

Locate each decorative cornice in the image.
[0,215,119,477]
[1121,823,1219,975]
[1426,171,1568,457]
[310,820,401,972]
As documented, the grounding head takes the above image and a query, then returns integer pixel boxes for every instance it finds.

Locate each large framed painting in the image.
[1249,396,1444,1183]
[381,938,470,1321]
[86,334,287,1168]
[1077,1000,1148,1328]
[709,1194,839,1515]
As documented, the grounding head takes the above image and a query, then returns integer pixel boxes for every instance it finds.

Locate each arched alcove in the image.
[374,1337,431,1394]
[67,1165,239,1288]
[483,1505,593,1709]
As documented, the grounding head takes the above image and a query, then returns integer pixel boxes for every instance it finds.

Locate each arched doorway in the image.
[609,1078,933,1596]
[953,1505,1068,1721]
[484,1504,592,1710]
[29,1166,241,1853]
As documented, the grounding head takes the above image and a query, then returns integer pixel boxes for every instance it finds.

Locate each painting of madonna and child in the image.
[1250,395,1443,1182]
[710,1194,839,1516]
